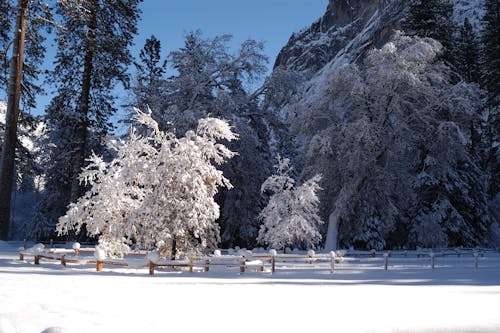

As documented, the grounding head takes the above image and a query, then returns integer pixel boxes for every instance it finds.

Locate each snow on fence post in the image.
[269,249,277,274]
[33,243,44,265]
[94,248,106,272]
[330,251,336,273]
[473,251,478,269]
[18,247,24,261]
[147,251,159,276]
[430,252,435,270]
[383,252,389,270]
[307,250,315,264]
[72,242,81,256]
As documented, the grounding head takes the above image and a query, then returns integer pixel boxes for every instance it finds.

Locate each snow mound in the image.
[40,327,68,333]
[0,316,16,333]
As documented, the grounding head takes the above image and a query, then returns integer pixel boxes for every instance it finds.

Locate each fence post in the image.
[34,255,40,265]
[430,253,435,270]
[330,251,336,273]
[73,242,80,256]
[384,253,389,270]
[473,252,478,269]
[61,255,66,267]
[96,261,103,272]
[307,250,315,264]
[269,249,277,274]
[19,253,24,261]
[149,261,155,275]
[240,261,246,273]
[189,256,194,273]
[204,259,209,272]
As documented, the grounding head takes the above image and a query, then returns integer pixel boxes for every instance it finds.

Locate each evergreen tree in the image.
[481,0,500,106]
[481,0,499,227]
[132,35,167,113]
[402,0,455,62]
[33,0,141,241]
[0,0,51,240]
[456,18,480,83]
[0,0,12,92]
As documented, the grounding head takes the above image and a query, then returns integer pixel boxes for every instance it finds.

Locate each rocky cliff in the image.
[274,0,406,72]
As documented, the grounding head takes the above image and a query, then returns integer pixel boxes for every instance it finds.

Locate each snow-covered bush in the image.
[57,109,237,258]
[257,156,323,251]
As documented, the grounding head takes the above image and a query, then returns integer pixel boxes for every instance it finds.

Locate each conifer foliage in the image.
[132,35,167,113]
[33,0,141,240]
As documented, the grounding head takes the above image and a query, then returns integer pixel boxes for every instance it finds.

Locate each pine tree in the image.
[0,0,12,92]
[481,0,499,222]
[455,18,480,83]
[0,0,52,240]
[402,0,455,63]
[481,0,499,106]
[34,0,141,240]
[132,35,167,113]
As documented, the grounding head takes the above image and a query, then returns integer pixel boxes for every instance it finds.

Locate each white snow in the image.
[1,241,500,333]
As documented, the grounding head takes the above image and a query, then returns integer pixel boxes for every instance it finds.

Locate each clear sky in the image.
[133,0,328,69]
[34,0,328,123]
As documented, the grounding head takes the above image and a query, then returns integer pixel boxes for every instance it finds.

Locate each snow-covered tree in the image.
[286,33,490,249]
[140,31,270,248]
[257,156,323,251]
[56,110,237,258]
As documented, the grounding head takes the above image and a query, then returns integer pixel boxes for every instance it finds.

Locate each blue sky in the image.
[34,0,328,122]
[134,0,328,68]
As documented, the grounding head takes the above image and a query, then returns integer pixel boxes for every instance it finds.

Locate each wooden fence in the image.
[18,244,495,276]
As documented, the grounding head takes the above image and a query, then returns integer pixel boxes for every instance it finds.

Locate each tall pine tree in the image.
[481,0,499,107]
[132,35,167,113]
[0,0,51,240]
[481,0,500,223]
[32,0,141,241]
[402,0,455,63]
[455,18,480,83]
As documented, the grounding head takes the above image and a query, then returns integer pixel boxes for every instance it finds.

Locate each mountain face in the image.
[266,0,497,250]
[274,0,485,74]
[274,0,406,72]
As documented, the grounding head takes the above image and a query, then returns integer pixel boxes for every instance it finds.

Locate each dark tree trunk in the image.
[69,3,97,203]
[171,237,177,260]
[0,0,28,240]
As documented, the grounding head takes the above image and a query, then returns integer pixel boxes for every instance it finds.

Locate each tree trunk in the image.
[69,3,97,203]
[171,237,177,260]
[0,0,28,240]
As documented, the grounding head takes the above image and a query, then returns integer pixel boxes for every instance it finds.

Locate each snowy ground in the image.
[1,241,499,333]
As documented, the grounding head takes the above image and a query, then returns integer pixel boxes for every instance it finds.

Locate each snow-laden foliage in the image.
[57,110,237,258]
[257,156,323,251]
[286,33,490,249]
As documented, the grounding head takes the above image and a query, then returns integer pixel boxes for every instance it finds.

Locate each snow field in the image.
[1,242,500,333]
